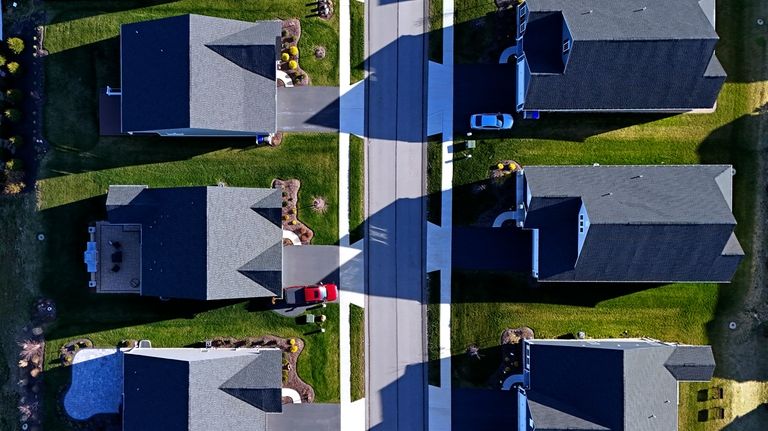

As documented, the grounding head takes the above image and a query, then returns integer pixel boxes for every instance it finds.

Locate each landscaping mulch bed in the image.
[280,19,312,86]
[470,160,521,227]
[273,178,315,245]
[487,327,534,389]
[204,335,315,403]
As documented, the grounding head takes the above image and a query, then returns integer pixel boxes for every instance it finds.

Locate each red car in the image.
[304,283,338,303]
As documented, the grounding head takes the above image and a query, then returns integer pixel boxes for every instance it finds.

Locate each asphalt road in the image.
[365,0,429,429]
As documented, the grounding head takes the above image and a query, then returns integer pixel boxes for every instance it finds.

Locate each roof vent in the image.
[582,9,593,14]
[631,175,644,179]
[601,192,613,197]
[634,6,647,12]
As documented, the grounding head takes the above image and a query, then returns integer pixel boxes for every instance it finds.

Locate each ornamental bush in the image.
[288,60,298,70]
[281,52,290,62]
[6,89,21,103]
[0,55,7,67]
[9,135,23,148]
[7,37,24,55]
[7,62,20,75]
[288,46,299,56]
[4,108,21,122]
[6,158,23,171]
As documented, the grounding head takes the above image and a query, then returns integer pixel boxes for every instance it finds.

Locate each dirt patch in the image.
[273,178,315,245]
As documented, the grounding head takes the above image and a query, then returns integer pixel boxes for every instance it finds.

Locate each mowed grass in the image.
[349,135,365,243]
[350,304,365,401]
[350,0,365,83]
[450,0,768,427]
[37,1,343,426]
[44,0,339,85]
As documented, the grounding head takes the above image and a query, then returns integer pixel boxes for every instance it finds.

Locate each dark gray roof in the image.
[525,339,714,431]
[664,346,716,381]
[123,348,282,431]
[523,165,743,282]
[522,0,725,110]
[107,185,283,300]
[121,15,280,134]
[526,0,717,41]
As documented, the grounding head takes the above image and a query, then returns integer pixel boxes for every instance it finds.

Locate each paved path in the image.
[426,0,455,428]
[365,0,429,428]
[338,1,367,428]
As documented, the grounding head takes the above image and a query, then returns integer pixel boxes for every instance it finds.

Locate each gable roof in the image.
[523,165,743,282]
[123,348,282,431]
[106,185,283,300]
[522,0,725,110]
[121,14,280,134]
[526,0,717,41]
[525,339,715,430]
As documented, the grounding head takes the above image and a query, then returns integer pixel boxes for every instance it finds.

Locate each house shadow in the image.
[45,0,180,25]
[38,195,244,340]
[41,37,286,181]
[721,404,768,430]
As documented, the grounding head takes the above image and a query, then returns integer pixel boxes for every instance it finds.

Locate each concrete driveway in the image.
[453,64,518,136]
[452,226,532,272]
[267,403,340,430]
[276,86,340,132]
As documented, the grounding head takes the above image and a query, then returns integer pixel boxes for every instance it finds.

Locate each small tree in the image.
[7,37,24,55]
[6,88,21,104]
[6,61,20,75]
[4,108,20,122]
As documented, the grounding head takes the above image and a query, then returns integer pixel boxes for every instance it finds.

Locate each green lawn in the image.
[450,0,767,428]
[350,304,365,401]
[349,135,365,243]
[36,1,343,426]
[426,137,442,225]
[44,0,339,86]
[350,0,365,83]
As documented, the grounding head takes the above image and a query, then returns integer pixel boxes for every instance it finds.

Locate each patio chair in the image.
[111,264,121,273]
[111,251,123,263]
[109,240,122,249]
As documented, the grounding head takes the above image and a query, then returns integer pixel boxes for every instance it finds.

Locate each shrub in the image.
[0,55,6,67]
[281,370,289,383]
[6,158,23,171]
[4,108,20,122]
[9,135,24,148]
[288,60,298,70]
[7,37,24,55]
[281,52,290,62]
[6,88,21,103]
[288,46,299,56]
[6,61,20,74]
[4,179,24,194]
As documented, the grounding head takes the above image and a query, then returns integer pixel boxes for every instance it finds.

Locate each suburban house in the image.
[84,185,283,300]
[521,165,743,282]
[506,0,724,114]
[123,347,283,430]
[453,339,716,430]
[100,14,281,137]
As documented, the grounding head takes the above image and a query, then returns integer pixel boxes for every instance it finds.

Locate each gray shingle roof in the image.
[522,0,725,110]
[663,346,716,381]
[123,348,282,431]
[121,15,280,134]
[523,165,743,282]
[107,185,283,300]
[525,339,715,431]
[527,0,717,41]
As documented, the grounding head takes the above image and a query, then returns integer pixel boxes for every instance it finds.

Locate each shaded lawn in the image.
[349,135,365,243]
[426,136,442,225]
[451,0,767,427]
[427,271,441,387]
[350,304,365,401]
[428,0,443,62]
[43,0,339,86]
[0,196,44,431]
[43,302,340,428]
